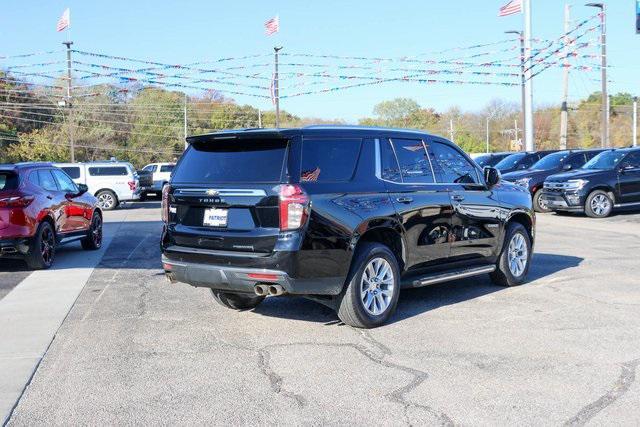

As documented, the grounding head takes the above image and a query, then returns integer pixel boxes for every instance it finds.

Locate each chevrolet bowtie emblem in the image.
[206,189,219,196]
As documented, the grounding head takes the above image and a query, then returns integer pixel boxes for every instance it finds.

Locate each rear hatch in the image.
[167,136,289,254]
[0,171,19,230]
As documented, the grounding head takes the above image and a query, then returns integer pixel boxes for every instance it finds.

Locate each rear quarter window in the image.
[160,165,174,173]
[0,172,18,190]
[300,138,362,182]
[88,166,129,176]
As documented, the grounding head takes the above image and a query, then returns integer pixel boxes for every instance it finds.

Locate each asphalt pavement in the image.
[4,203,640,425]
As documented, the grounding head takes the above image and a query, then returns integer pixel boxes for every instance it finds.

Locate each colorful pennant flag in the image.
[56,8,70,32]
[498,0,521,17]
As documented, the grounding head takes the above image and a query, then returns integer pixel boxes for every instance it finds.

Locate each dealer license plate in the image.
[203,208,228,227]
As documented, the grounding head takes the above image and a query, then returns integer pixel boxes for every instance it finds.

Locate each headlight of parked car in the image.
[564,179,588,190]
[514,177,531,188]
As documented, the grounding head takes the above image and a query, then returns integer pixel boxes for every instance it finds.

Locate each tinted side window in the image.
[567,153,587,169]
[88,166,128,176]
[143,165,156,172]
[390,139,435,184]
[301,138,361,182]
[28,171,40,187]
[52,169,77,192]
[37,170,58,191]
[61,166,81,179]
[160,165,174,173]
[429,141,479,184]
[380,139,402,182]
[521,154,537,169]
[622,152,640,169]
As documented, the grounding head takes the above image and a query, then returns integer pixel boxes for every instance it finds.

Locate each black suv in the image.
[542,147,640,218]
[502,149,604,213]
[161,127,535,328]
[494,150,557,174]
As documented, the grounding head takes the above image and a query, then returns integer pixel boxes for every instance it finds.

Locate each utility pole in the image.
[273,46,282,128]
[449,119,454,143]
[634,97,638,147]
[486,117,490,153]
[560,4,571,150]
[506,30,526,152]
[258,109,262,128]
[523,0,535,151]
[586,2,607,147]
[183,93,188,149]
[63,41,74,162]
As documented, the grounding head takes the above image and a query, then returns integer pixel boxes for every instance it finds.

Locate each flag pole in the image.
[523,0,535,151]
[63,40,75,162]
[274,46,282,128]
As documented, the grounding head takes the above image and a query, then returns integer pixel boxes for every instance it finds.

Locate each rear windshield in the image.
[495,153,525,169]
[173,139,287,183]
[0,172,18,190]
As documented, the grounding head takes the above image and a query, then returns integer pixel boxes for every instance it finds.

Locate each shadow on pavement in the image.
[252,252,584,326]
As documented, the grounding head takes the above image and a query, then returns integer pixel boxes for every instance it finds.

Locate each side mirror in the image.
[562,164,572,171]
[68,184,88,198]
[484,167,501,187]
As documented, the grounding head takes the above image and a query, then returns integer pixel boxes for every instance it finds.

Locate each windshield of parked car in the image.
[474,154,491,167]
[495,153,525,170]
[582,150,626,170]
[531,151,569,170]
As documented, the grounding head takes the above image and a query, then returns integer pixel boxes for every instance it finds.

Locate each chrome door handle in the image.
[452,194,465,202]
[396,197,413,204]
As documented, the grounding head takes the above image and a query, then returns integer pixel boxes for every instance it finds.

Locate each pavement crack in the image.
[257,348,307,408]
[564,358,640,426]
[258,342,453,425]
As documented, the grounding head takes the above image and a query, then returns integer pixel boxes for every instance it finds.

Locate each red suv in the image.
[0,162,103,269]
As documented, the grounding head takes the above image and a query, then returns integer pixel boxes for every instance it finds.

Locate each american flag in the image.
[301,167,321,182]
[265,15,279,36]
[56,8,70,32]
[498,0,522,17]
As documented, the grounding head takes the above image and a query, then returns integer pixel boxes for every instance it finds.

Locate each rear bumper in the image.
[161,246,345,296]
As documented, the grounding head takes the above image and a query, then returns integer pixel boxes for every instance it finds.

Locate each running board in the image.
[405,265,496,289]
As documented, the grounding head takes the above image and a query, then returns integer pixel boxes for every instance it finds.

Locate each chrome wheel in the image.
[97,192,115,210]
[360,257,395,316]
[590,194,611,216]
[40,226,55,266]
[507,233,528,278]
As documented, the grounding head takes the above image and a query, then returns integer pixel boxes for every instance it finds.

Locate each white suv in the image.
[140,162,175,195]
[54,161,140,210]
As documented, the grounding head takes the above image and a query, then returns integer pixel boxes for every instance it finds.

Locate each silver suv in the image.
[54,161,140,210]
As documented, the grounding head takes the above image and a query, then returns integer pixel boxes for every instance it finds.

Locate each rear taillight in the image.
[128,181,137,191]
[0,195,34,208]
[161,184,171,223]
[279,184,309,231]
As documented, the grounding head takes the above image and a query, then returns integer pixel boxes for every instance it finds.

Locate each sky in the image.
[2,0,639,122]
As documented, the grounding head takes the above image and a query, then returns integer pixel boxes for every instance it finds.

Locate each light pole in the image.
[634,97,638,147]
[586,2,607,147]
[506,30,526,151]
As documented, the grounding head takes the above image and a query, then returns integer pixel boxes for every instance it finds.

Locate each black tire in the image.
[584,190,613,218]
[81,212,103,250]
[336,242,401,329]
[210,290,265,310]
[96,190,118,211]
[490,222,532,287]
[25,221,56,270]
[533,189,551,213]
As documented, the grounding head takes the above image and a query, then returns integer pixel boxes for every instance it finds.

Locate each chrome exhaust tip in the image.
[268,284,284,296]
[254,284,268,296]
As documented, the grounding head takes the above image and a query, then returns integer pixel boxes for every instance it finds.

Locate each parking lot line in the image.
[0,220,122,425]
